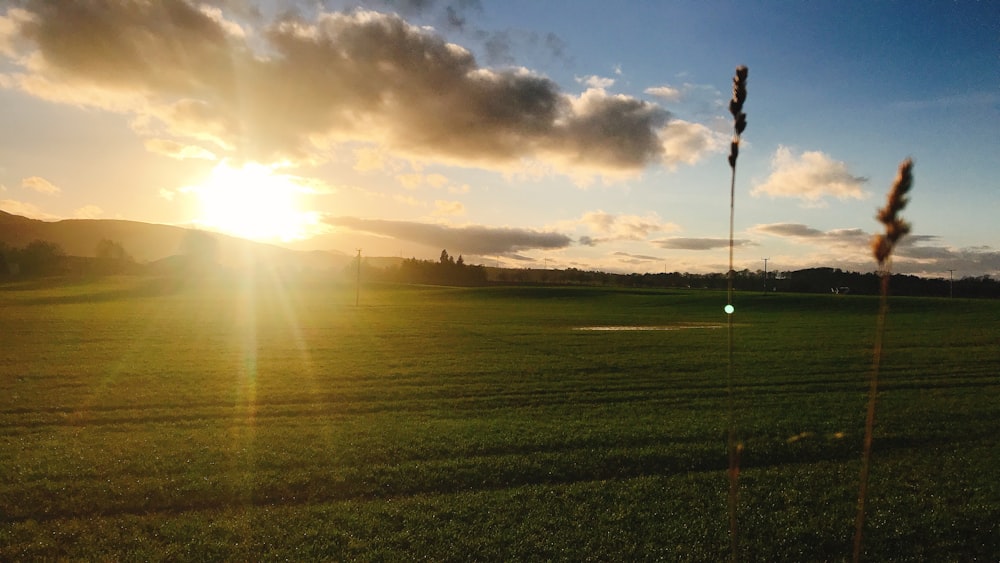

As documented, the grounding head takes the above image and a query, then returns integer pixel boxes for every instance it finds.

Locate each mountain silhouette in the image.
[0,210,348,272]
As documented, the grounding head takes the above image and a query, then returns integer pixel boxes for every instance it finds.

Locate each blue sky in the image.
[1,0,997,276]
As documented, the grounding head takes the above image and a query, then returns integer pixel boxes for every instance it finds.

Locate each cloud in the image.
[749,222,1000,277]
[578,210,678,244]
[613,251,660,263]
[324,216,572,255]
[1,4,687,178]
[752,223,869,246]
[752,146,869,203]
[849,244,1000,278]
[645,85,682,102]
[892,91,999,112]
[73,204,103,219]
[655,237,754,251]
[660,120,725,169]
[753,223,825,238]
[0,199,60,220]
[475,27,569,67]
[396,172,450,190]
[433,200,465,216]
[21,176,60,194]
[144,138,217,160]
[890,238,1000,277]
[577,75,614,89]
[646,82,724,119]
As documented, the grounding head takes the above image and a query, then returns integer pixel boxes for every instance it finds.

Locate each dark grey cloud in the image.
[614,251,659,261]
[754,223,825,238]
[324,216,571,255]
[2,2,670,175]
[655,237,755,251]
[507,253,535,262]
[753,222,1000,277]
[753,223,868,245]
[473,28,570,68]
[894,243,1000,276]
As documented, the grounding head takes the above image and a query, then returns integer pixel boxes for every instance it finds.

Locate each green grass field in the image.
[1,275,998,561]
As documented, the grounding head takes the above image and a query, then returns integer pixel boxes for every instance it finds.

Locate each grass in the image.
[1,275,998,560]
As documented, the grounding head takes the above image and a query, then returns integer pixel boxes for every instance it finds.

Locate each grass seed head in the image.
[728,65,748,168]
[872,158,914,265]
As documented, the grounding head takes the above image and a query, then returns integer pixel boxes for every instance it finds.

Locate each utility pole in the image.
[762,257,769,293]
[355,248,362,307]
[948,269,955,298]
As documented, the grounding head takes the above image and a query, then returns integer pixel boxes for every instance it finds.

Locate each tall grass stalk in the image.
[852,158,914,562]
[725,64,748,562]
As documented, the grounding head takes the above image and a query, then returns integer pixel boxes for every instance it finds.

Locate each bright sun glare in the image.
[191,161,316,242]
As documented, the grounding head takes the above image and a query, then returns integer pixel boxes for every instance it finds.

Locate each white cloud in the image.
[645,85,682,102]
[752,146,869,203]
[433,200,465,216]
[353,147,388,172]
[21,176,60,194]
[577,210,679,244]
[144,138,217,160]
[396,172,450,190]
[73,204,103,219]
[425,173,448,189]
[576,75,615,89]
[0,199,59,220]
[660,120,725,169]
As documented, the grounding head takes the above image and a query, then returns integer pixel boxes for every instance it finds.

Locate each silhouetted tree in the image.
[17,240,66,276]
[96,239,131,261]
[92,239,134,275]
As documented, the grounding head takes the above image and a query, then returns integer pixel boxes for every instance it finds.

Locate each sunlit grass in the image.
[1,278,998,559]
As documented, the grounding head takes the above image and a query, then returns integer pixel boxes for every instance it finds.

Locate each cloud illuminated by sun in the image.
[183,161,322,242]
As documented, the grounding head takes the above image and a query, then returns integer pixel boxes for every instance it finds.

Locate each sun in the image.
[190,161,316,242]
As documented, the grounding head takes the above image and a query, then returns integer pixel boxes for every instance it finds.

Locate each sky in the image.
[0,0,997,277]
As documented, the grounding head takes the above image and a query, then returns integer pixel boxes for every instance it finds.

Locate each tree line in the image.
[359,250,488,286]
[494,266,1000,299]
[4,239,998,298]
[1,239,137,277]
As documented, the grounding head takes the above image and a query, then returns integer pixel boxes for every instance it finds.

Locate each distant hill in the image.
[0,210,350,272]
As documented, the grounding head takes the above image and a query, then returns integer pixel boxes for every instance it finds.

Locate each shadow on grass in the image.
[5,418,995,526]
[1,277,185,305]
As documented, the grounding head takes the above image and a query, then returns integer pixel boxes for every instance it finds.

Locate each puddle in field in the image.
[574,324,723,331]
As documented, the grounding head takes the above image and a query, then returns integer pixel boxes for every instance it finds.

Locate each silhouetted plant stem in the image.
[726,64,747,563]
[853,158,913,562]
